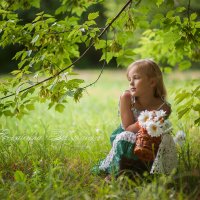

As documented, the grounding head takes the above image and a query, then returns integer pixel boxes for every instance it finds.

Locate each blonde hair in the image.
[127,59,167,99]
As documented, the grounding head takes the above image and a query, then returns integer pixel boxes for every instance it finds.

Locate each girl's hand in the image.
[125,121,140,133]
[123,89,132,95]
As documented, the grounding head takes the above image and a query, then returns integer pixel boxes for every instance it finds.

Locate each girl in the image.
[93,59,177,180]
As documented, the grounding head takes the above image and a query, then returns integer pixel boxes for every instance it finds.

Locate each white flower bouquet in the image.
[138,110,173,137]
[134,110,173,161]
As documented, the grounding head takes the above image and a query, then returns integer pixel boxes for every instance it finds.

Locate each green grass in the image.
[0,69,200,199]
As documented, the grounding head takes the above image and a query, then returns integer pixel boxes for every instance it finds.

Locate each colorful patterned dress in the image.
[92,98,178,176]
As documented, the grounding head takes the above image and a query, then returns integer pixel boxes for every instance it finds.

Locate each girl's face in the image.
[127,66,155,97]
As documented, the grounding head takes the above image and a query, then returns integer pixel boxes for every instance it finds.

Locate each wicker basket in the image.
[134,128,161,161]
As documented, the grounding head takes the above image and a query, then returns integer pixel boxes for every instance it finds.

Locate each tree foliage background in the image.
[0,0,199,123]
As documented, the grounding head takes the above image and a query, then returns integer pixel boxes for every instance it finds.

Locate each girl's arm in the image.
[120,91,140,133]
[125,122,140,132]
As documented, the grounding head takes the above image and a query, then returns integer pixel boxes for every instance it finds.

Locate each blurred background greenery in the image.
[0,0,199,74]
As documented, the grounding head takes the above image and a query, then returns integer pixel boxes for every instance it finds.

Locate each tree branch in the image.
[1,0,133,100]
[81,30,108,90]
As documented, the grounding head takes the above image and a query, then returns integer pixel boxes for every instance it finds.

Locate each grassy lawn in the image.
[0,69,200,199]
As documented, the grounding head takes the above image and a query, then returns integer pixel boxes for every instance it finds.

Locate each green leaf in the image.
[31,0,40,8]
[28,88,35,95]
[74,88,83,102]
[178,107,190,118]
[179,60,191,70]
[190,13,197,21]
[193,104,200,112]
[175,91,190,104]
[117,55,133,67]
[163,67,172,73]
[195,22,200,28]
[194,118,200,126]
[88,12,99,20]
[36,11,44,16]
[55,5,67,15]
[138,20,149,29]
[94,40,106,50]
[45,18,56,24]
[166,10,174,18]
[33,16,41,23]
[85,20,96,26]
[124,49,136,56]
[0,9,12,14]
[176,7,186,13]
[55,104,65,113]
[43,14,53,18]
[193,85,200,96]
[26,104,35,110]
[13,51,24,60]
[174,16,181,24]
[100,52,114,63]
[3,110,13,116]
[65,90,74,97]
[21,51,27,61]
[155,13,164,20]
[66,79,84,89]
[18,60,27,69]
[48,102,55,109]
[11,70,21,75]
[166,0,174,6]
[31,35,39,44]
[156,0,164,7]
[14,170,27,182]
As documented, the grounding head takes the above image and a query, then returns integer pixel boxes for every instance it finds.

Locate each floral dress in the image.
[92,98,178,176]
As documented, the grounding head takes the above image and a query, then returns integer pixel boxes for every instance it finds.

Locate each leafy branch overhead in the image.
[0,0,200,119]
[0,0,133,118]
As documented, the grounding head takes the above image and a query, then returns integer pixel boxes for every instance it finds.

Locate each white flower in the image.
[33,73,39,79]
[173,130,186,146]
[79,28,85,32]
[156,110,166,118]
[146,121,162,137]
[137,110,173,137]
[138,110,152,128]
[154,110,166,121]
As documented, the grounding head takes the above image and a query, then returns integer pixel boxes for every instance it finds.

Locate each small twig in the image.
[81,30,108,90]
[1,0,133,100]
